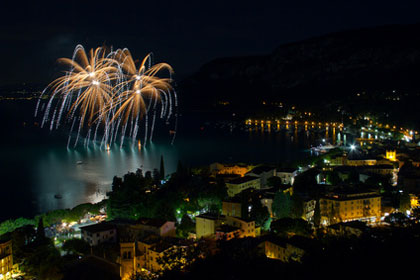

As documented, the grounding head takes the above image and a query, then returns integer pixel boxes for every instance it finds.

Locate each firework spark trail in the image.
[150,97,158,142]
[73,117,84,148]
[41,91,58,128]
[67,118,77,149]
[171,90,179,145]
[133,114,140,144]
[143,114,149,147]
[37,45,176,149]
[84,129,91,146]
[120,123,128,149]
[34,88,47,117]
[93,114,102,143]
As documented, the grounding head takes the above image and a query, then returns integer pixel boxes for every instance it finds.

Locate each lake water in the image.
[0,101,347,221]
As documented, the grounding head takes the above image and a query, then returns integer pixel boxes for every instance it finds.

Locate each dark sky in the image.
[1,0,420,86]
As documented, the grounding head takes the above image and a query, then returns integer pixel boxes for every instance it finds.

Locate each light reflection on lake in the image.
[32,141,180,214]
[1,122,350,221]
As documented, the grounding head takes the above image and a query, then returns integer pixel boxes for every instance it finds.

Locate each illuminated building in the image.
[302,197,317,222]
[226,176,261,197]
[215,225,242,240]
[246,165,277,187]
[346,158,377,166]
[263,237,307,263]
[0,240,13,279]
[209,163,254,177]
[119,236,192,280]
[195,213,224,239]
[222,199,243,218]
[361,164,395,176]
[385,150,397,161]
[410,194,419,208]
[276,168,298,185]
[327,221,366,237]
[329,155,347,166]
[131,218,176,237]
[225,216,257,238]
[195,213,257,239]
[80,222,117,246]
[119,242,136,280]
[320,190,381,225]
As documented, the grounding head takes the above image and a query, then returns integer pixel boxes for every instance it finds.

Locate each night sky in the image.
[1,1,420,85]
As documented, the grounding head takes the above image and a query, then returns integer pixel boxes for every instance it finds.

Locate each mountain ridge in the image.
[179,23,420,112]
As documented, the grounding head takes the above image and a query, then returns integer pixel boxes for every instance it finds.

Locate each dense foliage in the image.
[0,202,105,236]
[107,164,227,222]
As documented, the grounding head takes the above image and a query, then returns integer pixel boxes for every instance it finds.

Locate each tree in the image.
[62,238,90,256]
[411,207,420,220]
[145,171,152,180]
[0,217,35,236]
[158,242,208,275]
[399,191,411,213]
[290,194,304,219]
[326,170,341,186]
[267,176,283,188]
[112,176,123,191]
[272,191,292,219]
[177,214,195,238]
[36,217,45,241]
[293,169,318,193]
[347,169,360,184]
[11,225,36,264]
[135,168,144,178]
[160,155,165,180]
[249,200,270,228]
[153,168,161,184]
[384,212,409,226]
[271,218,312,237]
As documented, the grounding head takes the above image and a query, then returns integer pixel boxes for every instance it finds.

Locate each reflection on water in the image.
[33,142,180,214]
[1,124,349,221]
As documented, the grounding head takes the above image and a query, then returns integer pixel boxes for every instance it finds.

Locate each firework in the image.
[106,49,174,144]
[36,45,177,149]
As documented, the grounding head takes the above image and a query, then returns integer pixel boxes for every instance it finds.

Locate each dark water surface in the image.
[0,101,346,221]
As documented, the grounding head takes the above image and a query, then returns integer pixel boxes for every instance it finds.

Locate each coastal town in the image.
[4,3,420,279]
[2,116,420,280]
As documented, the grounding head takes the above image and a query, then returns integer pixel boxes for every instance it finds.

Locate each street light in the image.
[350,144,356,151]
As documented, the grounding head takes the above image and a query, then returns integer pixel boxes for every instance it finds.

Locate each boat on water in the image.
[54,194,62,199]
[311,143,337,153]
[76,161,83,165]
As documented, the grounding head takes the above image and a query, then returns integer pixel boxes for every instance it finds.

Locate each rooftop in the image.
[228,215,255,223]
[248,165,276,175]
[329,221,367,231]
[196,213,225,220]
[276,167,298,173]
[362,164,395,170]
[263,235,320,252]
[216,225,241,233]
[62,255,120,280]
[227,175,260,185]
[80,222,115,234]
[0,236,11,245]
[324,189,381,201]
[136,217,172,228]
[149,237,192,253]
[137,234,162,245]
